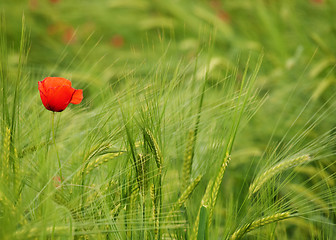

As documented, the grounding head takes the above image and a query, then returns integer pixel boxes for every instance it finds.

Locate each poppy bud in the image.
[38,77,83,112]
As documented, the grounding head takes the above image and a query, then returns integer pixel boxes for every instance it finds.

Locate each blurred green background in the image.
[2,0,336,132]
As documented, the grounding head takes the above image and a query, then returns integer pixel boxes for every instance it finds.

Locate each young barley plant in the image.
[1,1,336,239]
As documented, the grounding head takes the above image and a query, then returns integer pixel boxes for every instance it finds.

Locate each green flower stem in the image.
[52,112,63,182]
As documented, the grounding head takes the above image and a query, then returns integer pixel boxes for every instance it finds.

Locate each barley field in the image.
[1,0,336,239]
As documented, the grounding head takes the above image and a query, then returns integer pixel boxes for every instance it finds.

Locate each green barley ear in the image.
[230,212,293,240]
[134,153,148,239]
[13,148,21,194]
[174,175,202,210]
[14,226,71,239]
[168,175,202,222]
[204,56,262,230]
[208,153,231,227]
[0,190,16,217]
[110,202,122,220]
[143,128,163,239]
[1,127,10,182]
[130,182,140,219]
[72,144,109,182]
[143,128,162,170]
[182,130,195,190]
[249,154,310,197]
[150,183,156,211]
[136,153,148,195]
[84,151,124,175]
[73,144,125,183]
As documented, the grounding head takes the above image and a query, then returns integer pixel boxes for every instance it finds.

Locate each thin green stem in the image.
[52,112,63,182]
[158,168,162,240]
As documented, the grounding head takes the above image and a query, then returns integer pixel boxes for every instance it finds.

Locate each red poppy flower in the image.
[62,27,77,45]
[38,77,83,112]
[53,176,64,188]
[110,34,124,48]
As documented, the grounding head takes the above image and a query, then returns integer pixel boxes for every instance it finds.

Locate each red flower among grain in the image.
[38,77,83,112]
[63,27,76,45]
[311,0,324,3]
[110,34,124,48]
[53,176,64,188]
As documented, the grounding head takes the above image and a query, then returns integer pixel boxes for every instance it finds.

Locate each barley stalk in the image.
[182,75,206,189]
[150,183,159,239]
[230,212,292,240]
[249,154,310,197]
[135,153,148,239]
[190,179,213,240]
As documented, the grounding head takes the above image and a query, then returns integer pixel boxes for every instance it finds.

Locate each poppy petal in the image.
[70,89,83,104]
[38,81,47,95]
[43,77,72,89]
[46,86,75,112]
[38,81,50,109]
